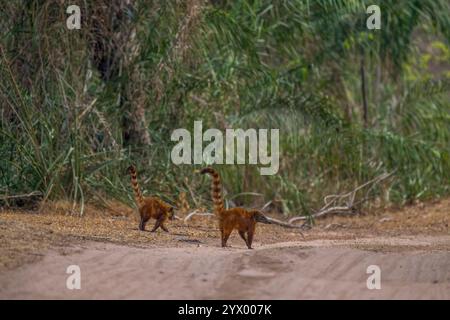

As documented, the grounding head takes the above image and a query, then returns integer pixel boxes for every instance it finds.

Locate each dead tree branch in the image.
[288,172,395,224]
[183,209,214,223]
[263,216,305,238]
[0,191,42,200]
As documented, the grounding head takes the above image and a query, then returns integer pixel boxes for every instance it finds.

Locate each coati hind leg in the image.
[219,221,226,247]
[238,230,247,244]
[222,227,233,248]
[220,228,225,247]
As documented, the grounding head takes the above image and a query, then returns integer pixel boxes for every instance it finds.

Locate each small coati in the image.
[199,167,271,249]
[127,165,175,232]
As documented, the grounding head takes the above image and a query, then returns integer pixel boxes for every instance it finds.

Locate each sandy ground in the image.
[0,236,449,299]
[0,199,449,299]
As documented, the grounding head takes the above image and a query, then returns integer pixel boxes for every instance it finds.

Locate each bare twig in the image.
[183,209,214,223]
[0,191,42,200]
[260,200,273,211]
[228,192,264,201]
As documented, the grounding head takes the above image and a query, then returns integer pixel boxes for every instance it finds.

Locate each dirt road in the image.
[1,236,449,299]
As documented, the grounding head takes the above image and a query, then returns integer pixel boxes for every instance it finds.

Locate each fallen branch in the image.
[260,200,273,212]
[0,191,42,201]
[264,216,305,238]
[183,209,214,223]
[288,171,395,224]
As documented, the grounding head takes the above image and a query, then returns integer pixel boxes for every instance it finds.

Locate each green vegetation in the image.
[1,1,449,215]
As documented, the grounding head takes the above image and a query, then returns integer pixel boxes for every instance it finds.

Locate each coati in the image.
[199,167,271,249]
[127,165,175,232]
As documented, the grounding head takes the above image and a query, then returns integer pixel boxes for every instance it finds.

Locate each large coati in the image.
[199,167,271,249]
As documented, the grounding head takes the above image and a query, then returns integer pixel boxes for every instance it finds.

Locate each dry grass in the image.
[0,197,449,270]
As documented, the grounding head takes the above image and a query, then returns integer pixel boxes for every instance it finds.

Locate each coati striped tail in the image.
[200,167,225,215]
[127,165,144,207]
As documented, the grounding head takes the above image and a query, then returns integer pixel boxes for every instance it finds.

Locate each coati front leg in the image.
[246,223,256,249]
[220,227,226,247]
[160,221,169,233]
[238,230,247,245]
[222,226,233,248]
[151,217,163,232]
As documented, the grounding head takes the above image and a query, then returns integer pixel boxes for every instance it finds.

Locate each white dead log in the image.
[288,171,394,224]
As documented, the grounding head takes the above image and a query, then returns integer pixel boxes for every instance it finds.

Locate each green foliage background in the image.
[1,0,449,215]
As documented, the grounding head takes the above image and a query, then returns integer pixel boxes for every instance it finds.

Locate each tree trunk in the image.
[89,0,151,146]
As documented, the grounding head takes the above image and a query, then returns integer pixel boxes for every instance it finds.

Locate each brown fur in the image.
[200,167,271,249]
[127,165,174,232]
